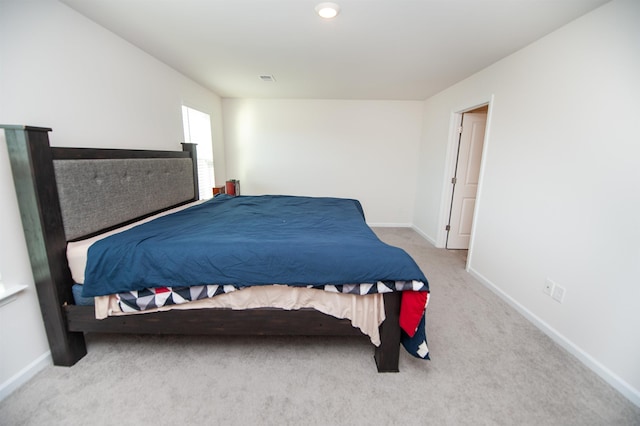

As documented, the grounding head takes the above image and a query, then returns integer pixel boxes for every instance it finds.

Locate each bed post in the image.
[375,292,401,372]
[181,142,199,201]
[3,125,87,366]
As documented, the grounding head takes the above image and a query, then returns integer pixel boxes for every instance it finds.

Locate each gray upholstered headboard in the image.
[54,157,196,241]
[3,125,200,366]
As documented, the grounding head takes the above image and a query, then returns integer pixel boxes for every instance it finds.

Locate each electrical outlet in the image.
[552,285,566,303]
[543,278,555,296]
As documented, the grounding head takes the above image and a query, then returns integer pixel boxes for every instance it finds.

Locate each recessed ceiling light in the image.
[315,2,340,19]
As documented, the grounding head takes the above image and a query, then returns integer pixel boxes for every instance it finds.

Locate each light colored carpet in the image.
[1,228,638,425]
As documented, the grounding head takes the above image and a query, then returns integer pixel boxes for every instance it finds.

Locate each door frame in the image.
[436,95,494,267]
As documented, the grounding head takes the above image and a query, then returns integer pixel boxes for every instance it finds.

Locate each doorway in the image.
[446,105,488,250]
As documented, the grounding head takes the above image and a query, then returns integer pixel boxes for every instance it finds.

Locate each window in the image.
[182,106,214,200]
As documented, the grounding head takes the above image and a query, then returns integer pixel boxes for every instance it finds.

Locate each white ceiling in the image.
[60,0,609,100]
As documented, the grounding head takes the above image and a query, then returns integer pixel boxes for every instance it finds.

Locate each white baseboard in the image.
[0,351,51,402]
[467,266,640,408]
[410,224,437,246]
[365,223,439,248]
[367,222,412,228]
[369,223,440,247]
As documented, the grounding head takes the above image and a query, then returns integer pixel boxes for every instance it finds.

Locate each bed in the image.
[3,125,430,372]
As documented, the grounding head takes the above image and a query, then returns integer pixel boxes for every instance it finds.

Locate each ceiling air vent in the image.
[259,75,276,82]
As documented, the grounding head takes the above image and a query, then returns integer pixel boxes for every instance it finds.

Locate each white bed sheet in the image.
[67,200,205,284]
[96,285,385,345]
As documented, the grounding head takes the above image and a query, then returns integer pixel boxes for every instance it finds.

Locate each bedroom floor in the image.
[1,228,638,425]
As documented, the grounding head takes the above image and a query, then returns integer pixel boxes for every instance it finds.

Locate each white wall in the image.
[222,99,423,225]
[0,0,223,399]
[414,0,640,405]
[2,0,638,408]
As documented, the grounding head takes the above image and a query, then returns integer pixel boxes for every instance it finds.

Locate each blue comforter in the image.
[83,194,431,360]
[82,195,429,297]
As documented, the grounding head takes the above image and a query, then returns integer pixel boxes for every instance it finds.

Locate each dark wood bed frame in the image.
[3,125,402,372]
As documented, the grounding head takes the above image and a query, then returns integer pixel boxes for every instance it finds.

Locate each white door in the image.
[446,111,487,249]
